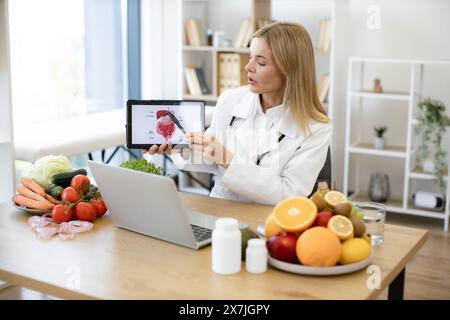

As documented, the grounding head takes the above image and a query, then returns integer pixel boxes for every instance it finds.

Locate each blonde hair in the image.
[253,22,329,136]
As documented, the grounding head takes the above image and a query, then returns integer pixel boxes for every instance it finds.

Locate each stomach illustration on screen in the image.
[156,110,176,142]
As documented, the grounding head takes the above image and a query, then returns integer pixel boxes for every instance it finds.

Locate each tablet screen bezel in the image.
[126,99,206,149]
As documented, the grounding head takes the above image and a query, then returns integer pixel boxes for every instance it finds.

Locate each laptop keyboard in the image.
[191,224,213,243]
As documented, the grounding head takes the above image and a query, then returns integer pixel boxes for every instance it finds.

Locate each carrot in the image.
[16,184,55,208]
[13,194,53,211]
[45,193,62,205]
[17,184,43,201]
[20,177,46,197]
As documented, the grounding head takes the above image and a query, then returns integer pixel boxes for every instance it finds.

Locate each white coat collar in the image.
[230,90,255,119]
[230,90,300,139]
[276,107,300,139]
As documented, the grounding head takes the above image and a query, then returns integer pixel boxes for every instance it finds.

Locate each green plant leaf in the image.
[120,159,163,175]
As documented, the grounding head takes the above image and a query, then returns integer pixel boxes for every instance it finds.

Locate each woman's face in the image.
[245,37,285,96]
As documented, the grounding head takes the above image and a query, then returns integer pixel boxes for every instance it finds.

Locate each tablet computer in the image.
[126,100,205,148]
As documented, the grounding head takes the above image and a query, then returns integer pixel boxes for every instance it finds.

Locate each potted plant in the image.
[373,126,388,150]
[415,98,450,191]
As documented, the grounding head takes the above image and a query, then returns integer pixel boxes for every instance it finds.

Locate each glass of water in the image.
[354,202,386,246]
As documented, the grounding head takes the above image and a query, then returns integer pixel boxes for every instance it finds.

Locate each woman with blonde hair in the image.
[143,22,332,206]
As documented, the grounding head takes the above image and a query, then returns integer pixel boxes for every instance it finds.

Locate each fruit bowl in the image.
[257,223,373,276]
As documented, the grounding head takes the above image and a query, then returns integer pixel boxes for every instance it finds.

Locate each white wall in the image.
[333,0,450,197]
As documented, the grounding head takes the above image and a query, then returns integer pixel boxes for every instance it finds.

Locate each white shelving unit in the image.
[179,0,336,119]
[343,56,450,232]
[0,0,15,204]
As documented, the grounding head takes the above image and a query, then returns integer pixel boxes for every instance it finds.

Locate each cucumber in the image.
[51,169,88,188]
[46,185,64,200]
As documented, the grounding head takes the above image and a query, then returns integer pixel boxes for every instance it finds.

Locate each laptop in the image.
[87,161,248,249]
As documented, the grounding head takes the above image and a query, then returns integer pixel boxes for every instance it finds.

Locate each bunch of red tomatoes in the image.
[52,175,107,224]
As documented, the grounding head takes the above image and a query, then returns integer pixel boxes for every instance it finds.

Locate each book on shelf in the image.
[185,19,195,46]
[194,67,210,95]
[242,19,254,48]
[218,52,249,95]
[317,19,331,52]
[234,18,252,48]
[317,74,330,103]
[191,68,203,96]
[185,18,205,46]
[324,19,331,51]
[218,53,228,95]
[184,66,198,96]
[184,66,199,96]
[184,65,210,96]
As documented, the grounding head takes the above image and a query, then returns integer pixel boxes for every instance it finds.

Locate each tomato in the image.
[89,199,107,217]
[74,202,97,222]
[51,204,74,223]
[71,175,91,195]
[61,187,81,203]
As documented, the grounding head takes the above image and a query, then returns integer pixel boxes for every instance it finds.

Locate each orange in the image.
[264,213,284,238]
[324,190,347,208]
[327,215,354,241]
[296,227,342,267]
[272,197,317,232]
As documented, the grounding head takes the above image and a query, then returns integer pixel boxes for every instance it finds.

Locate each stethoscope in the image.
[229,116,287,165]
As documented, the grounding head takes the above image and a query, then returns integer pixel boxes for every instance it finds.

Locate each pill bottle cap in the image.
[215,218,238,231]
[247,238,265,249]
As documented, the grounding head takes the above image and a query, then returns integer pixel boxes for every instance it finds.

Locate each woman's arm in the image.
[220,124,332,206]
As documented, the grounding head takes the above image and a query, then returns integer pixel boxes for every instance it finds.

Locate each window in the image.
[9,0,125,129]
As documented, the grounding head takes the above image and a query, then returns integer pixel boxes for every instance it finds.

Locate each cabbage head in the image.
[28,155,72,189]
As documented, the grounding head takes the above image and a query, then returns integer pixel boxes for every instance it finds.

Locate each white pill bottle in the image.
[245,238,268,274]
[211,218,241,275]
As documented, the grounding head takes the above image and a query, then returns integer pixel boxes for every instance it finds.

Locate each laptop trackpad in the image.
[187,211,249,230]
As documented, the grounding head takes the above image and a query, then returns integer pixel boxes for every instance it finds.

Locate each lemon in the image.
[324,191,347,208]
[327,215,354,241]
[361,235,371,245]
[339,238,371,265]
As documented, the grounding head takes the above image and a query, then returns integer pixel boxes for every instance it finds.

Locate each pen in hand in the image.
[167,112,187,135]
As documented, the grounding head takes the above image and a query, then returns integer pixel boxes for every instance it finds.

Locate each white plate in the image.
[257,224,373,276]
[10,196,50,215]
[268,253,373,276]
[256,223,266,237]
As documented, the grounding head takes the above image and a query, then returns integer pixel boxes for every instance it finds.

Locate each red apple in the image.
[312,211,333,227]
[266,232,299,263]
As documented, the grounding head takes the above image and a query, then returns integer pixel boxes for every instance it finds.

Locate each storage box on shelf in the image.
[343,57,450,231]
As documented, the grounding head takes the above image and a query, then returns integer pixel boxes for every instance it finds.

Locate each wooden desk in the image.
[0,193,427,300]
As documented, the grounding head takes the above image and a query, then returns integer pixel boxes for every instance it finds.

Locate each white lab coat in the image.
[171,86,332,206]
